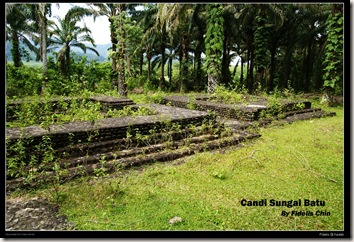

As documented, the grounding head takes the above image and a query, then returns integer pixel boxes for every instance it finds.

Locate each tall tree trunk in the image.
[194,30,204,91]
[180,34,189,93]
[194,47,202,91]
[208,73,218,94]
[268,47,276,93]
[239,56,244,90]
[280,29,297,90]
[117,5,127,97]
[178,39,183,92]
[258,67,265,91]
[247,47,255,94]
[139,49,143,76]
[65,45,70,78]
[60,55,65,76]
[280,50,292,90]
[221,35,231,87]
[125,29,131,78]
[126,50,131,78]
[249,48,254,93]
[321,4,344,105]
[254,10,268,92]
[160,40,165,90]
[40,4,47,95]
[205,4,224,94]
[246,50,250,79]
[109,17,118,90]
[304,41,313,93]
[11,30,21,68]
[168,46,173,91]
[246,49,250,91]
[118,44,126,97]
[232,59,239,79]
[147,46,151,82]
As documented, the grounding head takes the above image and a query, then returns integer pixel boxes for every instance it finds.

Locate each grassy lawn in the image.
[16,98,344,231]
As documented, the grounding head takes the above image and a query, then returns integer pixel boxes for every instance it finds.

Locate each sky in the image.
[50,3,111,45]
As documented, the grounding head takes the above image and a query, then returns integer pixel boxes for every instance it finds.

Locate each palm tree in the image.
[253,4,285,93]
[136,4,158,84]
[115,4,127,97]
[301,4,330,93]
[39,4,48,94]
[277,4,304,90]
[279,4,330,93]
[205,4,224,94]
[139,3,171,89]
[220,3,239,88]
[156,3,198,92]
[236,4,257,93]
[87,3,137,95]
[188,4,207,91]
[6,4,37,67]
[144,3,169,90]
[253,6,269,91]
[87,4,121,90]
[27,3,54,94]
[224,4,247,90]
[322,3,343,104]
[49,6,99,77]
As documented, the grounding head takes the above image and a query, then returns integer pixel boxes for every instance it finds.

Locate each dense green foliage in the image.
[5,3,345,97]
[6,57,111,97]
[253,9,269,92]
[205,4,224,94]
[322,8,343,104]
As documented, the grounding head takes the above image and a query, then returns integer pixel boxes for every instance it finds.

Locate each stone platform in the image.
[6,95,137,122]
[6,94,336,192]
[7,102,261,191]
[163,95,312,121]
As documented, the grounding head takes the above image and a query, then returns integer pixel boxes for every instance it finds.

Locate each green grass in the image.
[14,101,343,231]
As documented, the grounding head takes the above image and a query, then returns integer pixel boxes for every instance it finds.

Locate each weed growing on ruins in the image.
[212,85,244,104]
[105,106,156,118]
[51,163,68,203]
[135,131,151,147]
[258,109,272,120]
[148,126,159,146]
[94,155,108,177]
[129,91,167,104]
[10,97,41,127]
[6,135,27,179]
[265,96,283,117]
[6,133,71,202]
[295,102,306,110]
[186,94,198,110]
[6,96,156,128]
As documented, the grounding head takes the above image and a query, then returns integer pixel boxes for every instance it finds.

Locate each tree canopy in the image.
[6,3,344,102]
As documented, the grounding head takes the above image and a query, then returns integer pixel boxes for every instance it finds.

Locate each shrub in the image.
[6,64,42,97]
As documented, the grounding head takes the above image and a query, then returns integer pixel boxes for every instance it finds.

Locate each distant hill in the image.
[72,43,111,62]
[6,41,111,63]
[6,41,38,61]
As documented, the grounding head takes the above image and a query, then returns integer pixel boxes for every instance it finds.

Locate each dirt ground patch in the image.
[6,197,75,231]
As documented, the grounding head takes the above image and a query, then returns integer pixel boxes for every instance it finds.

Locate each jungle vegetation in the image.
[6,3,344,104]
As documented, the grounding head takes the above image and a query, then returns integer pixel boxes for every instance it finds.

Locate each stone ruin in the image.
[5,94,336,192]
